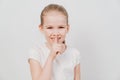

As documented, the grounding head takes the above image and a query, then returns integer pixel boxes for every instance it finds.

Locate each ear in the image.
[39,24,42,30]
[38,24,43,32]
[66,24,70,33]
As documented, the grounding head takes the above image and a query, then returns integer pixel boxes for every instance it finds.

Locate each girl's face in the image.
[40,11,69,45]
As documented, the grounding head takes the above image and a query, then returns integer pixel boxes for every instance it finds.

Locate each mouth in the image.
[50,36,62,42]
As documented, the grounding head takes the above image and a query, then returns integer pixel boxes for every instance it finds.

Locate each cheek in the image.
[60,30,68,35]
[44,30,52,36]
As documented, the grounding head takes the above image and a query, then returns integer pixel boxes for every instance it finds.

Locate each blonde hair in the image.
[40,4,68,25]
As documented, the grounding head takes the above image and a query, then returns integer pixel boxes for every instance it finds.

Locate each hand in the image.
[50,36,66,60]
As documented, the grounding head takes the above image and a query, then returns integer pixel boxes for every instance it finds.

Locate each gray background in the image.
[0,0,120,80]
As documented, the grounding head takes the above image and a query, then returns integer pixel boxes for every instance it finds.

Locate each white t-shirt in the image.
[28,43,80,80]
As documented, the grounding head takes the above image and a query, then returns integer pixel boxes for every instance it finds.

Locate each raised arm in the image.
[29,38,66,80]
[29,53,54,80]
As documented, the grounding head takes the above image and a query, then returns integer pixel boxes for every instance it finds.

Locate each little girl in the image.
[28,4,81,80]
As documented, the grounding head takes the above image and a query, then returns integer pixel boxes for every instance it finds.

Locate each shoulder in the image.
[67,46,80,56]
[67,46,81,64]
[28,43,45,63]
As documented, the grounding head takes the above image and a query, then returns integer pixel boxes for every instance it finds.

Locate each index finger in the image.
[54,37,58,43]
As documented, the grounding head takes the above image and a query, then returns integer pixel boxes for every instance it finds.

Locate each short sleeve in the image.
[28,47,41,63]
[75,49,81,65]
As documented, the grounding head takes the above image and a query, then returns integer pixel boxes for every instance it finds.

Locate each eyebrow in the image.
[43,25,52,27]
[44,25,67,27]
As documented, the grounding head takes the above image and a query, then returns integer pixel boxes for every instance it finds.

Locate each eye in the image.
[59,26,65,29]
[46,26,53,29]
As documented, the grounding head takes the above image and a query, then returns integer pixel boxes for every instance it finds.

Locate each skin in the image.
[29,11,80,80]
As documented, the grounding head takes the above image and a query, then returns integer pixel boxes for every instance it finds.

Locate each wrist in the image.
[48,52,56,61]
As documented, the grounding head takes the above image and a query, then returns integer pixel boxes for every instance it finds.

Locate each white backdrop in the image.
[0,0,120,80]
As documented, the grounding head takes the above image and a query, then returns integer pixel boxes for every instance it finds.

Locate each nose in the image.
[51,29,60,36]
[50,31,61,39]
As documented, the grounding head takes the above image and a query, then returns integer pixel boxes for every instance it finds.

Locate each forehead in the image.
[43,11,67,26]
[44,11,65,17]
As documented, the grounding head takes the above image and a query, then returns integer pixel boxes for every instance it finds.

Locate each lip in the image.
[50,37,62,42]
[50,36,61,39]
